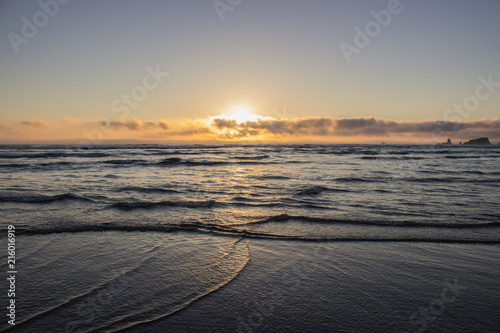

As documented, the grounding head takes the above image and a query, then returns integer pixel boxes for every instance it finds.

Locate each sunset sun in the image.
[205,104,276,140]
[228,105,257,124]
[209,104,274,126]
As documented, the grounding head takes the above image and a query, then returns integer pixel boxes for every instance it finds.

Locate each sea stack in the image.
[463,137,491,145]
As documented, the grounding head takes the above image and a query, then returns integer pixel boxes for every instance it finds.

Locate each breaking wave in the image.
[17,213,500,244]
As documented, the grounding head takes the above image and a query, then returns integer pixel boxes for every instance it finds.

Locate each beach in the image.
[3,233,499,332]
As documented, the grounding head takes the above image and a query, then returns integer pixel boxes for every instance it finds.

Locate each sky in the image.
[0,0,499,143]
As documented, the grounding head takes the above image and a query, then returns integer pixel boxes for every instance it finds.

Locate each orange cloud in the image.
[19,119,50,129]
[102,117,169,131]
[208,116,500,141]
[1,116,499,144]
[59,116,80,126]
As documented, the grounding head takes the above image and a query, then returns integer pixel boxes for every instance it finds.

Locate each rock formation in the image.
[463,137,491,145]
[442,138,452,145]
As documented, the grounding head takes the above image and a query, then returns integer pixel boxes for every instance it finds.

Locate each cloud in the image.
[211,117,336,137]
[59,116,80,126]
[19,119,50,129]
[208,116,500,141]
[103,117,169,131]
[212,118,238,130]
[1,116,499,143]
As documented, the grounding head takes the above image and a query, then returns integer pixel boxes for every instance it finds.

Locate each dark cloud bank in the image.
[210,117,500,141]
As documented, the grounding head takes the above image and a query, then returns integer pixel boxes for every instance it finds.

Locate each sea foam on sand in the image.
[5,232,499,332]
[130,239,500,333]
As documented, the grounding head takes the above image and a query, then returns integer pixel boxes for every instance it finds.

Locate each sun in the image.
[228,105,259,123]
[209,104,274,125]
[205,104,275,140]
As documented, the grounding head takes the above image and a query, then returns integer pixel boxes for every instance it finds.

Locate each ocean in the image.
[1,144,499,332]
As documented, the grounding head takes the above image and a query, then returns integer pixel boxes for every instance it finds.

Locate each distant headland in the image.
[439,137,492,145]
[463,137,491,145]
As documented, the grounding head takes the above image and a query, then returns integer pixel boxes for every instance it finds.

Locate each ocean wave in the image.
[387,156,426,160]
[359,155,427,160]
[255,175,291,180]
[240,213,500,229]
[18,221,235,235]
[0,152,112,159]
[156,159,272,167]
[0,152,65,159]
[109,199,216,210]
[183,160,229,166]
[335,176,378,182]
[0,161,81,169]
[158,157,182,165]
[295,186,350,196]
[104,159,148,165]
[117,186,181,194]
[227,201,285,208]
[155,158,228,166]
[405,176,467,183]
[231,195,260,202]
[444,155,484,159]
[17,221,500,244]
[104,174,120,178]
[361,150,379,155]
[385,151,409,155]
[233,155,270,160]
[0,193,92,203]
[147,150,202,155]
[464,178,500,183]
[0,163,30,168]
[296,186,326,195]
[39,161,73,167]
[2,155,280,169]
